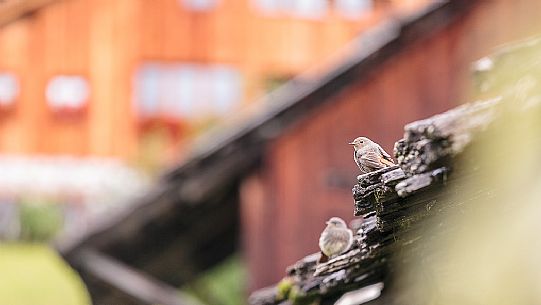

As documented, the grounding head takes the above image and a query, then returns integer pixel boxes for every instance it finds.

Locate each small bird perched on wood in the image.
[318,217,353,264]
[349,136,395,174]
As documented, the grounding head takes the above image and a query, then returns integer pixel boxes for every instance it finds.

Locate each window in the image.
[209,66,242,116]
[179,0,218,11]
[135,64,161,116]
[134,63,242,120]
[334,0,373,19]
[0,73,19,108]
[253,0,282,13]
[163,65,198,117]
[253,0,328,18]
[290,0,327,18]
[46,76,89,111]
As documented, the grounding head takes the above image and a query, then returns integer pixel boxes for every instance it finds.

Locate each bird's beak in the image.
[325,221,330,225]
[348,142,354,145]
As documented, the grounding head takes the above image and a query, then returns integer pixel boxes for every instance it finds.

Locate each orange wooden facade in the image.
[0,0,428,163]
[240,0,541,290]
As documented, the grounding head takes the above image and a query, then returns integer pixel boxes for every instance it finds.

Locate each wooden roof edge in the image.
[56,0,478,258]
[72,247,206,305]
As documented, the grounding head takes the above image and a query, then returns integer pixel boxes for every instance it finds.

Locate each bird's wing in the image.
[377,145,395,166]
[322,229,349,245]
[360,151,389,170]
[343,229,354,253]
[354,150,362,169]
[330,229,354,254]
[333,229,352,244]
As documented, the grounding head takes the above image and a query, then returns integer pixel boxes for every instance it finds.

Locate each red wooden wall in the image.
[241,0,541,291]
[0,0,425,162]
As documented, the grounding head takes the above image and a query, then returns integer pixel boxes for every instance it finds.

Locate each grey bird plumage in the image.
[318,217,353,263]
[349,136,395,174]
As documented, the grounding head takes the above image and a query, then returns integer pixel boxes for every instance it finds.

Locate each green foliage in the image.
[19,200,63,242]
[289,286,319,305]
[183,254,247,305]
[276,280,320,305]
[276,277,294,300]
[0,243,90,305]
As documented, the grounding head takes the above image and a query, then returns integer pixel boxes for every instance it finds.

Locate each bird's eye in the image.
[360,141,364,143]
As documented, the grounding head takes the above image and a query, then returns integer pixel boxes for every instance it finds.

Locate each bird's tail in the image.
[318,251,329,264]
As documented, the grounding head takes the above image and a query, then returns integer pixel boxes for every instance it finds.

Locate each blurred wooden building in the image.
[58,1,541,304]
[0,0,428,166]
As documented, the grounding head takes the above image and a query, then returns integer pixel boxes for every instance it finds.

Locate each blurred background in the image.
[0,0,539,304]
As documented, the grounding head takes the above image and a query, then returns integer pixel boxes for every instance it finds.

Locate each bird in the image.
[349,136,395,174]
[318,217,353,264]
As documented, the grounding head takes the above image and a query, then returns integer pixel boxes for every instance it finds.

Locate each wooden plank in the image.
[0,17,32,152]
[139,0,164,58]
[76,248,204,305]
[111,0,139,159]
[87,0,116,156]
[240,172,275,292]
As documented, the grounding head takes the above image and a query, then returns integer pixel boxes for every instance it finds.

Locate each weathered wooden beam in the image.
[75,248,204,305]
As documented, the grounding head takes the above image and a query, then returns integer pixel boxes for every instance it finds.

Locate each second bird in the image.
[349,136,395,174]
[319,217,353,263]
